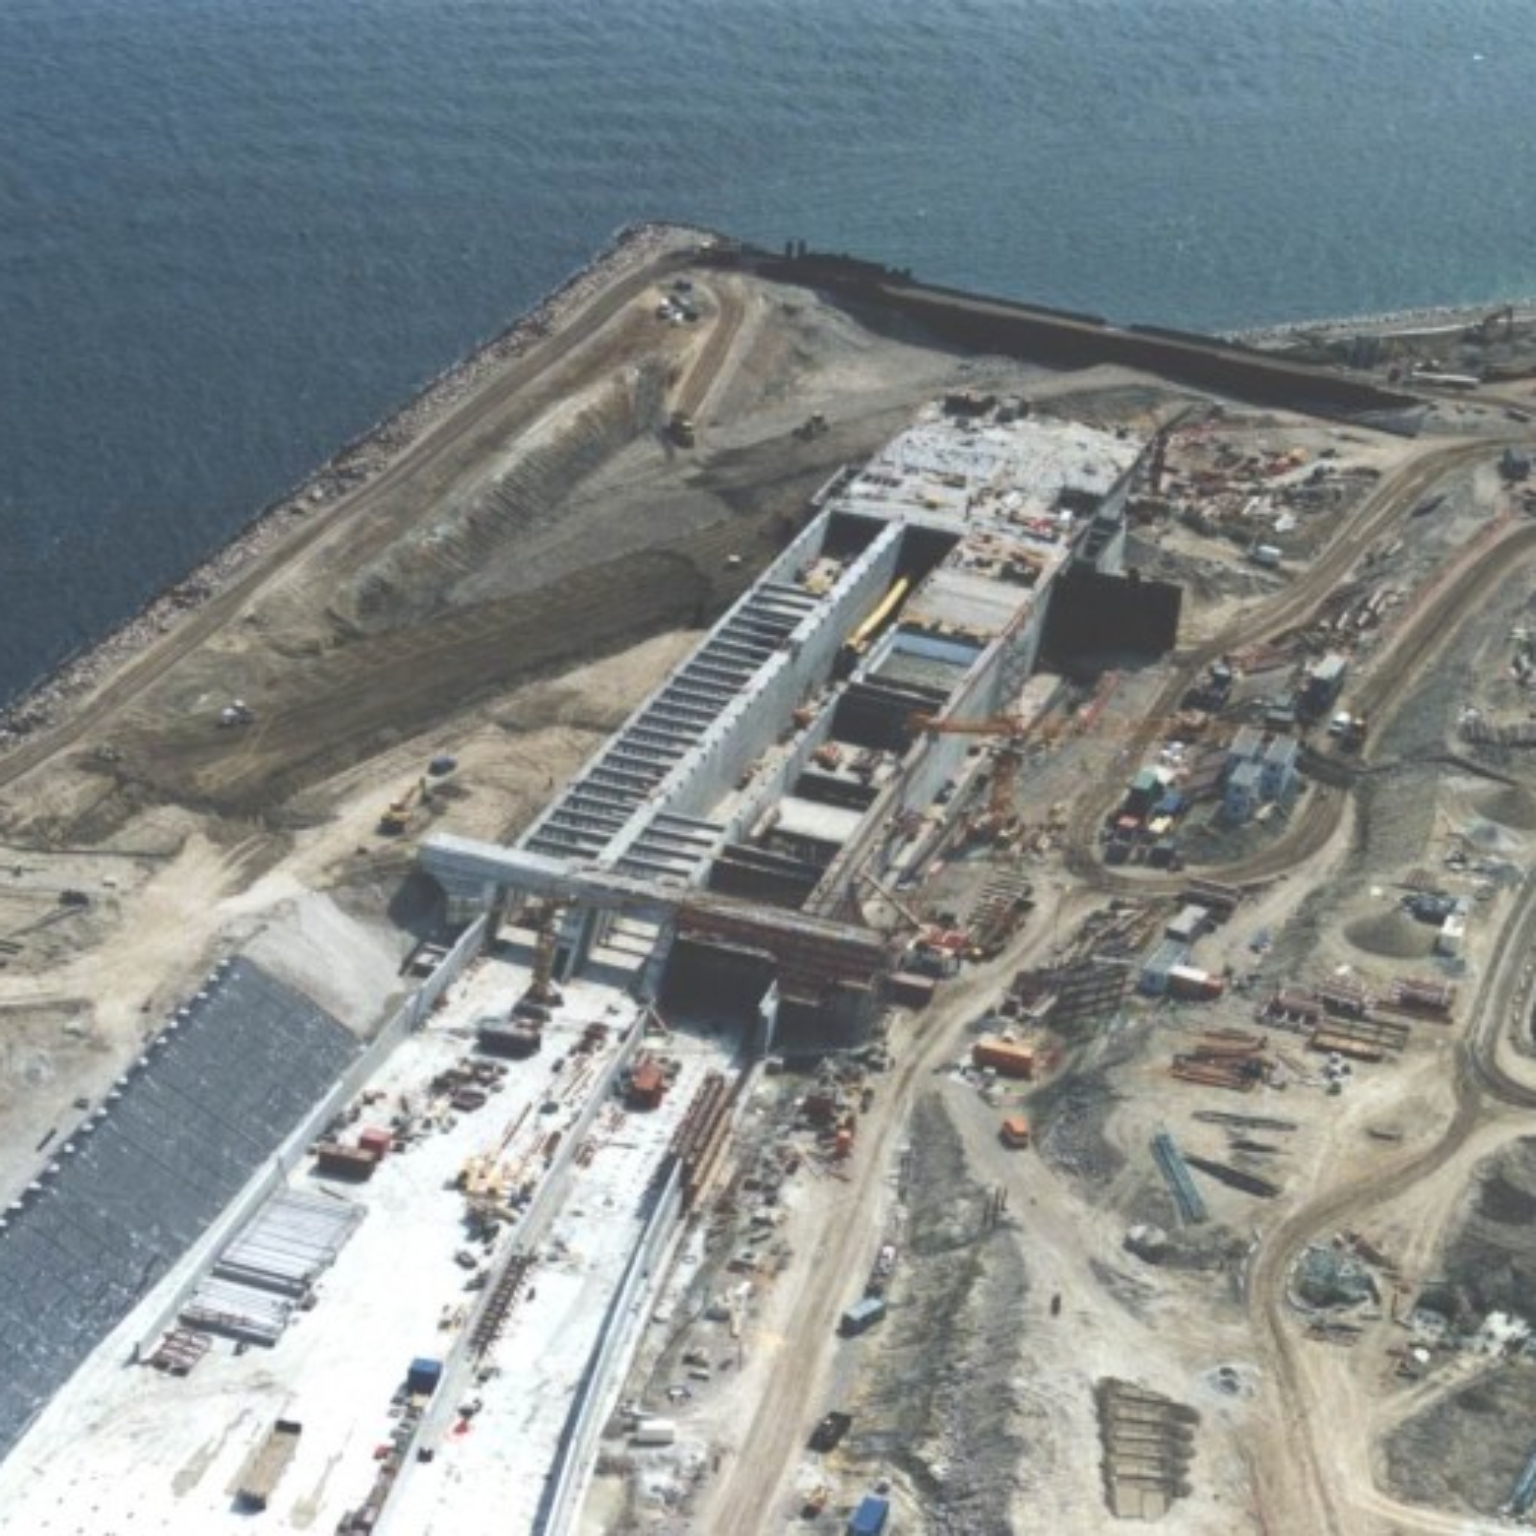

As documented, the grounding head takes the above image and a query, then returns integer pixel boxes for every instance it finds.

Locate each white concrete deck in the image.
[385,1027,728,1534]
[0,949,735,1536]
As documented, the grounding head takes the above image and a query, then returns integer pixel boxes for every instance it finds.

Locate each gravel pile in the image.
[1476,784,1536,831]
[1384,1361,1536,1517]
[1032,1068,1128,1188]
[851,1095,1030,1535]
[1343,909,1437,960]
[1441,1137,1536,1317]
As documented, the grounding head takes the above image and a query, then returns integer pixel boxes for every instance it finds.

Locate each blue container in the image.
[407,1357,444,1396]
[847,1493,890,1535]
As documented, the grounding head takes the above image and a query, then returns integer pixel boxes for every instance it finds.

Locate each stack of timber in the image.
[1170,1029,1272,1092]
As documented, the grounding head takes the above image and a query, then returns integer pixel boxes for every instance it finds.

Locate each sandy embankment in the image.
[0,219,721,752]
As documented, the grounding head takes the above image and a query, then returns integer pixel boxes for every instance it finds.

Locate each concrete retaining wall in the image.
[538,1063,760,1534]
[752,253,1425,430]
[382,997,652,1534]
[633,520,905,834]
[537,1163,684,1535]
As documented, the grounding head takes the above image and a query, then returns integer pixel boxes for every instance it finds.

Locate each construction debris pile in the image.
[1294,1239,1383,1311]
[793,1055,885,1169]
[1146,415,1381,564]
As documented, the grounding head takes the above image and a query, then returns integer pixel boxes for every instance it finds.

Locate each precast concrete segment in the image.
[651,695,722,721]
[637,825,720,849]
[618,852,702,881]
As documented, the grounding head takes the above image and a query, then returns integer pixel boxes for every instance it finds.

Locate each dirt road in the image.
[0,235,706,804]
[1063,438,1525,892]
[1242,720,1536,1534]
[697,930,1057,1533]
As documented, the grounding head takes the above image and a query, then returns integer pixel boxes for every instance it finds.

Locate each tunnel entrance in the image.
[661,937,776,1029]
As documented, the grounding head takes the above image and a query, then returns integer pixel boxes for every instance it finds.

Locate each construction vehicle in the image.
[848,1492,891,1535]
[667,410,696,448]
[1327,710,1368,752]
[838,1296,886,1337]
[793,412,828,441]
[378,778,428,836]
[235,1419,303,1512]
[1478,305,1516,343]
[856,872,977,977]
[1000,1115,1032,1149]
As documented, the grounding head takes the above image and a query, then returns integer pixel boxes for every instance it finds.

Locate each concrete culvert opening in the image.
[1043,567,1182,659]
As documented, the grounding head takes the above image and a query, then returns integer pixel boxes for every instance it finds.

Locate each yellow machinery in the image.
[378,778,428,836]
[845,577,911,656]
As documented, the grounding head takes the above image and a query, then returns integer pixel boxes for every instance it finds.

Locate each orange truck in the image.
[971,1037,1036,1079]
[999,1116,1031,1150]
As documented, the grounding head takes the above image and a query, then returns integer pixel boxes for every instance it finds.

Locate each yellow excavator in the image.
[378,778,428,836]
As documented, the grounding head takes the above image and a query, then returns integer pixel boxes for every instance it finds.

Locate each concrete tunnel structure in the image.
[423,399,1171,1053]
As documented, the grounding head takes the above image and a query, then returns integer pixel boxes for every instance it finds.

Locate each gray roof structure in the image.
[1228,726,1264,764]
[0,958,357,1460]
[1229,761,1263,790]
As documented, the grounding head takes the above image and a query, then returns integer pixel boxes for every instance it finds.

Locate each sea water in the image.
[2,0,1533,704]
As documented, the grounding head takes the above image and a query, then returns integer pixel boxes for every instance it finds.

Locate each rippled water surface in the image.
[2,0,1534,701]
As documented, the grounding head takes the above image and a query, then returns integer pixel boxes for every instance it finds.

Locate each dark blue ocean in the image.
[3,0,1535,707]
